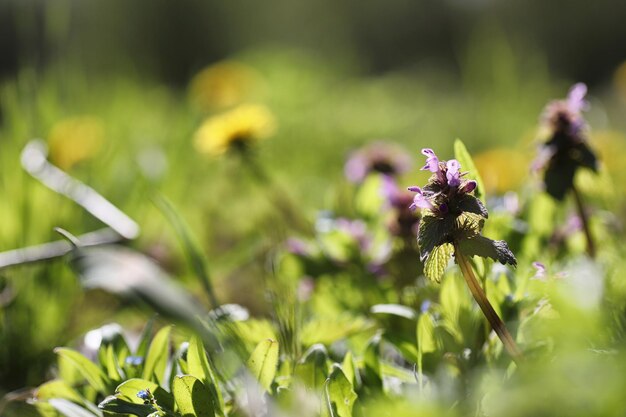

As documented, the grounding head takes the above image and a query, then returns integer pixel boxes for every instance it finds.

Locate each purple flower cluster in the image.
[344,141,413,183]
[542,83,589,138]
[407,148,477,215]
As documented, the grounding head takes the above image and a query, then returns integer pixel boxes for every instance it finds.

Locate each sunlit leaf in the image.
[36,380,84,404]
[458,236,517,266]
[187,335,224,416]
[418,215,454,261]
[454,139,485,201]
[172,375,215,417]
[294,344,329,390]
[142,326,171,385]
[54,348,110,394]
[115,378,175,411]
[424,243,454,282]
[321,365,358,417]
[247,339,279,393]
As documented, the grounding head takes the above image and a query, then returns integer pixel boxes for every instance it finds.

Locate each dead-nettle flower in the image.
[408,147,521,362]
[344,141,413,183]
[408,148,516,282]
[533,83,598,200]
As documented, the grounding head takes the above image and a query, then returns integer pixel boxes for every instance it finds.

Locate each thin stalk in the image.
[240,150,310,233]
[571,184,596,259]
[454,243,523,364]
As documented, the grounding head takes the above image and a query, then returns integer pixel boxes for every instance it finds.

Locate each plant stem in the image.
[454,243,523,364]
[571,184,596,259]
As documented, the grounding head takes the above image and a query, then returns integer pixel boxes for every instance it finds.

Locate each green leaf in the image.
[247,339,279,393]
[321,365,358,417]
[423,243,454,282]
[417,215,454,261]
[154,194,219,308]
[454,212,484,238]
[172,375,215,417]
[454,139,485,201]
[458,236,517,266]
[98,395,155,417]
[294,344,329,390]
[417,313,437,355]
[142,326,172,385]
[340,351,357,388]
[54,348,110,394]
[187,335,224,416]
[104,344,123,381]
[136,317,156,359]
[47,399,95,417]
[36,380,84,404]
[456,194,488,219]
[115,378,175,411]
[362,334,383,390]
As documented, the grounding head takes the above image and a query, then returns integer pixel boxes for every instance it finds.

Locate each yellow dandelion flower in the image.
[473,148,532,194]
[48,116,104,170]
[189,61,261,111]
[193,104,276,156]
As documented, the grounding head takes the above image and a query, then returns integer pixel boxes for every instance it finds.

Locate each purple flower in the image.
[420,148,440,173]
[542,83,590,137]
[344,141,413,183]
[458,180,477,194]
[532,261,546,279]
[567,83,589,114]
[408,186,434,210]
[446,159,461,187]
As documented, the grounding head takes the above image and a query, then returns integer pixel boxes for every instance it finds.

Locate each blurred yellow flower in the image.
[48,116,104,170]
[193,104,276,156]
[473,148,531,194]
[189,61,261,111]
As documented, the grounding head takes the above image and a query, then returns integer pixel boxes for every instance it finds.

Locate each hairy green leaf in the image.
[458,236,517,266]
[424,243,454,282]
[456,194,488,219]
[454,212,484,239]
[418,215,454,261]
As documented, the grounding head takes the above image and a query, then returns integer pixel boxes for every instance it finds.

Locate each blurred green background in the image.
[2,0,626,399]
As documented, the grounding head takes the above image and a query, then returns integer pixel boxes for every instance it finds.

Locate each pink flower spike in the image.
[446,159,461,187]
[420,148,440,172]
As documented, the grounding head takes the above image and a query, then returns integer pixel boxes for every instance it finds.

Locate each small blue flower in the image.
[137,389,151,401]
[125,356,144,366]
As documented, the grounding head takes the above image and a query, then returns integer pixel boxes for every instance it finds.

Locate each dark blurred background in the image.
[1,0,625,86]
